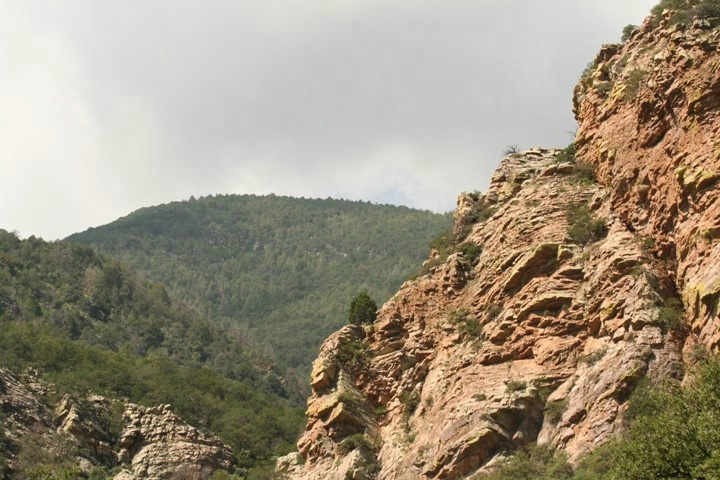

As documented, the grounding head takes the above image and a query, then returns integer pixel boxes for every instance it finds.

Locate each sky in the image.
[1,1,658,240]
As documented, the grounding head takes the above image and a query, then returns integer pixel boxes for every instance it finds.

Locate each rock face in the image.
[286,13,720,477]
[115,403,235,480]
[0,367,235,479]
[574,11,720,357]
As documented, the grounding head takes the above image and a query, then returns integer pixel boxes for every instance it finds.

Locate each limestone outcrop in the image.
[574,11,720,358]
[0,367,236,479]
[286,13,720,474]
[115,403,235,480]
[287,146,688,479]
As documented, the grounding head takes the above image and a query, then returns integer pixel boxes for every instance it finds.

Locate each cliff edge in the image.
[282,10,720,480]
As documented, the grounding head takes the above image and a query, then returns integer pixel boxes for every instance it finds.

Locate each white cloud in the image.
[0,0,659,239]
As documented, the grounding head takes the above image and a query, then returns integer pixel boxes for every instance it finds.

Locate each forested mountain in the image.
[0,230,303,474]
[67,194,451,385]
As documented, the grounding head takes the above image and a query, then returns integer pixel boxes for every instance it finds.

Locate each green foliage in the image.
[0,230,304,470]
[400,390,421,416]
[459,318,483,339]
[337,340,369,371]
[67,195,451,386]
[555,143,595,183]
[555,143,576,163]
[544,399,568,424]
[474,444,573,480]
[579,61,597,86]
[604,359,720,479]
[651,0,720,26]
[457,243,483,264]
[655,296,687,333]
[471,360,720,479]
[621,24,638,42]
[505,380,527,393]
[25,466,84,480]
[348,291,377,325]
[337,433,377,455]
[565,203,608,245]
[577,348,607,366]
[570,163,597,185]
[624,69,646,100]
[447,308,470,324]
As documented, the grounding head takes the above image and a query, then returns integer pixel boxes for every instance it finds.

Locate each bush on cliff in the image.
[652,0,720,26]
[348,291,378,325]
[477,358,720,480]
[565,203,608,245]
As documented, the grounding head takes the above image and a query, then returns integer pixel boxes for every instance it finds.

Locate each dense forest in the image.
[67,194,451,390]
[0,230,303,474]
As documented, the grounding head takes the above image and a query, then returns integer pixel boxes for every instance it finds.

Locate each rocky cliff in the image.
[0,367,235,479]
[281,10,720,480]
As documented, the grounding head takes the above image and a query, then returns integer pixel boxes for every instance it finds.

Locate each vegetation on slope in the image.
[651,0,720,26]
[67,194,451,386]
[476,357,720,480]
[0,230,304,473]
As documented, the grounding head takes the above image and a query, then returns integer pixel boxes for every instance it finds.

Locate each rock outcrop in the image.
[0,367,236,479]
[285,12,720,478]
[574,11,720,357]
[115,403,235,480]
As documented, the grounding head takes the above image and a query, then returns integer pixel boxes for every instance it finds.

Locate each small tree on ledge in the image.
[349,291,377,325]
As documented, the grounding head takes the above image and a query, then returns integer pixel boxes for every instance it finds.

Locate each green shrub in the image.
[506,380,527,393]
[624,69,646,100]
[458,243,483,264]
[621,24,638,42]
[447,308,469,324]
[25,466,84,480]
[651,0,720,26]
[566,203,608,245]
[337,433,376,455]
[400,390,421,416]
[570,162,596,185]
[348,291,377,325]
[655,296,686,333]
[544,399,568,424]
[579,61,597,87]
[474,443,573,480]
[555,143,576,163]
[577,348,607,366]
[459,318,484,339]
[337,340,369,370]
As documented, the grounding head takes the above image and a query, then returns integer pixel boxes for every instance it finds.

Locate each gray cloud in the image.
[0,0,657,239]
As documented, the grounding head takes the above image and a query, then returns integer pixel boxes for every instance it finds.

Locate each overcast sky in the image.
[1,1,657,240]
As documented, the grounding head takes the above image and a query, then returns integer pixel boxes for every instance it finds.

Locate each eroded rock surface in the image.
[0,367,236,479]
[115,403,236,480]
[286,12,720,479]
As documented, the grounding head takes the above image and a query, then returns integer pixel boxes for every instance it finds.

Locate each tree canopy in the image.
[348,291,377,325]
[67,194,451,390]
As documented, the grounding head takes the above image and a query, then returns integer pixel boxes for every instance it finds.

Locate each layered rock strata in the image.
[282,146,684,479]
[0,367,235,479]
[286,11,720,480]
[574,10,720,356]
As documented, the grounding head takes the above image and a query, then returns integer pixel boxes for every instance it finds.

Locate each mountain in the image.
[281,4,720,479]
[67,194,452,392]
[0,230,303,477]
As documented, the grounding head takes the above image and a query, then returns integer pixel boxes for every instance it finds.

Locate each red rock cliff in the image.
[281,11,720,480]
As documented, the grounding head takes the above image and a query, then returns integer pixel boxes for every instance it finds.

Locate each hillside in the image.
[67,195,451,386]
[0,230,303,477]
[281,4,720,479]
